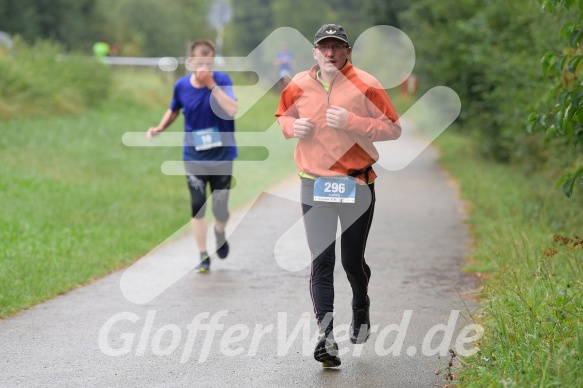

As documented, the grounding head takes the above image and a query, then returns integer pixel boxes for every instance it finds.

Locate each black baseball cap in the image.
[314,24,349,46]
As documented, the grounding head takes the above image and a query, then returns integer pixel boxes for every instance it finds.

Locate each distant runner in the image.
[274,43,294,90]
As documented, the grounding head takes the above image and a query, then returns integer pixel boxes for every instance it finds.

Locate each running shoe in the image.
[195,254,211,273]
[350,298,371,344]
[215,227,229,259]
[313,332,341,367]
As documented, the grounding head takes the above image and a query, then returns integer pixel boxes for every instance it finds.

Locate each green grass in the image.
[0,68,296,318]
[434,131,583,387]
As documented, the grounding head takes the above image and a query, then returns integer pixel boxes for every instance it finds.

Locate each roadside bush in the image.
[0,37,112,120]
[400,1,570,175]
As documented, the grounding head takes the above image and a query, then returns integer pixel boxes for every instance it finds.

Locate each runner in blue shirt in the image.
[147,39,237,273]
[273,43,294,90]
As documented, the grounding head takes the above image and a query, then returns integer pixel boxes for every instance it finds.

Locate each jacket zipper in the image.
[312,72,337,104]
[326,74,336,104]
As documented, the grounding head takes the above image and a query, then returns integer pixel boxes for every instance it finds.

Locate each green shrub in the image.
[0,37,112,120]
[400,1,573,178]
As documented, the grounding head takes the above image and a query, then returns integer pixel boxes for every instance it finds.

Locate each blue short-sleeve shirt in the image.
[170,72,238,161]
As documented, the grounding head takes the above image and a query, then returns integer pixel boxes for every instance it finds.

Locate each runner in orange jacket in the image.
[275,23,401,368]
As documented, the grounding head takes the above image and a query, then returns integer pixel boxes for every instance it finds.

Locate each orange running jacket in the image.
[275,61,401,183]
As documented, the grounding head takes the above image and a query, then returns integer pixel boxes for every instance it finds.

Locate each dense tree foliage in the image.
[0,0,211,55]
[390,0,581,197]
[92,0,213,56]
[365,0,408,28]
[0,0,103,50]
[224,0,373,56]
[530,0,583,196]
[1,0,376,56]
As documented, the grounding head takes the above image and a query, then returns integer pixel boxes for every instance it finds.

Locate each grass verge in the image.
[0,73,296,318]
[434,131,583,386]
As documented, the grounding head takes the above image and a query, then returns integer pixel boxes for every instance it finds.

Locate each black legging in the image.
[184,161,233,221]
[300,177,375,335]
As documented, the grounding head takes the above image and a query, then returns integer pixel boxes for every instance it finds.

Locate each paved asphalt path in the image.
[0,136,479,387]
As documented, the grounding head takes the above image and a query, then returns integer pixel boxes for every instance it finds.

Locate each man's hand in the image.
[326,105,349,130]
[195,70,216,89]
[146,126,163,139]
[293,118,313,139]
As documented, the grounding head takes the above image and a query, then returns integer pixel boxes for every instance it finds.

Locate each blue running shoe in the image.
[195,254,210,273]
[215,228,229,259]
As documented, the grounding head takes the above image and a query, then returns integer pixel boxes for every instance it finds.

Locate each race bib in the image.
[192,126,222,151]
[313,176,356,203]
